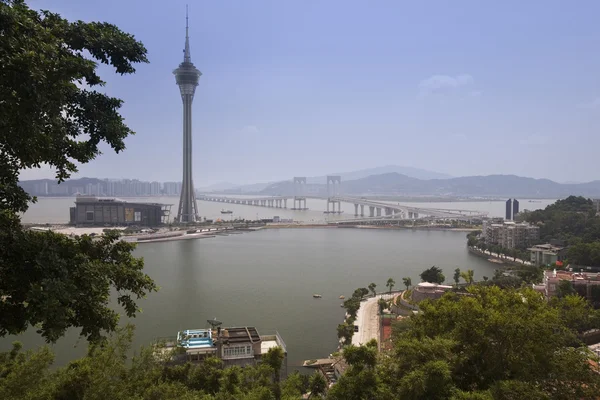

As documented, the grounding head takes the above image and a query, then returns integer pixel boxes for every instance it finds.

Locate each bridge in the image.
[199,175,487,221]
[198,194,487,221]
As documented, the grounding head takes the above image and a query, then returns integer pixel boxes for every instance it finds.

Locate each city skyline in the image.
[19,0,600,185]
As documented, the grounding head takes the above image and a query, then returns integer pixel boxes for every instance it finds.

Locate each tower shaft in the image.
[177,92,198,222]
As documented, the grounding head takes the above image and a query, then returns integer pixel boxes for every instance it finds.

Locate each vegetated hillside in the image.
[259,173,600,197]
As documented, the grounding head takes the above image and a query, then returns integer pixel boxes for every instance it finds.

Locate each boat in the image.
[220,209,233,214]
[313,294,322,298]
[339,295,345,299]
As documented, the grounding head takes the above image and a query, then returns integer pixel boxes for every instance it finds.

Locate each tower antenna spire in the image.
[184,4,191,63]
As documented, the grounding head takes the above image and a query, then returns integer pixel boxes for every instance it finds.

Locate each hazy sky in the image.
[21,0,600,185]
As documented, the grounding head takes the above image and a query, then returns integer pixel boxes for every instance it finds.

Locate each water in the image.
[0,227,501,367]
[7,197,555,368]
[21,197,556,224]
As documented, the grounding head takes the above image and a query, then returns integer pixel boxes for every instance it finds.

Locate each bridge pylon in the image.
[292,177,307,210]
[326,175,342,214]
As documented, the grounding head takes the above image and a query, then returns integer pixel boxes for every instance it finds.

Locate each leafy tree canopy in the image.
[420,266,445,284]
[0,0,155,342]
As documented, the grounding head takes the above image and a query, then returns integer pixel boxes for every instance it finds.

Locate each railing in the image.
[260,331,288,354]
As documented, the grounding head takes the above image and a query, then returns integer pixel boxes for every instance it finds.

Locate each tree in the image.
[402,277,412,291]
[368,282,377,297]
[307,372,327,399]
[378,298,388,315]
[0,0,154,343]
[386,278,395,293]
[262,346,285,400]
[337,322,354,345]
[460,269,475,285]
[453,268,461,286]
[420,266,445,284]
[384,286,600,398]
[353,287,369,300]
[556,279,577,298]
[343,297,361,319]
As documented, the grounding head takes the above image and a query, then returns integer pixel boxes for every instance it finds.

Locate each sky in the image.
[20,0,600,185]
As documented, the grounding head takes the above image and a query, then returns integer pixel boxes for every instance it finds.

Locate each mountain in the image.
[315,165,452,182]
[258,173,600,198]
[222,165,451,193]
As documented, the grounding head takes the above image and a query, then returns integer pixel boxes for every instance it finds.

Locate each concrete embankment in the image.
[467,247,530,267]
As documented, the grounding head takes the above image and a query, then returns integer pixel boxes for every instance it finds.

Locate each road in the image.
[351,293,396,346]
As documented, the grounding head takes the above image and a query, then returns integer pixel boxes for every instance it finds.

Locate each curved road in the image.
[351,293,396,346]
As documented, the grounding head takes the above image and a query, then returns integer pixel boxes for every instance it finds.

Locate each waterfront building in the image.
[412,282,453,302]
[163,326,287,376]
[69,196,172,226]
[528,243,567,267]
[482,220,539,249]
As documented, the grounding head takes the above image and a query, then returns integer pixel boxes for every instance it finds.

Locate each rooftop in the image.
[221,327,261,344]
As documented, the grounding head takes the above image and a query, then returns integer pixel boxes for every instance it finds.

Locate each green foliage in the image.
[453,268,461,285]
[384,286,600,397]
[524,196,600,247]
[402,276,412,291]
[386,278,395,293]
[420,266,445,284]
[567,241,600,266]
[368,283,377,297]
[337,322,354,344]
[377,298,388,314]
[0,0,155,343]
[556,279,576,298]
[0,327,308,400]
[308,373,327,399]
[459,269,474,285]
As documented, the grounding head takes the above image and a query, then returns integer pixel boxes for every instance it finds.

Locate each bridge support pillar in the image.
[376,208,382,217]
[354,204,359,216]
[360,204,364,217]
[369,206,375,217]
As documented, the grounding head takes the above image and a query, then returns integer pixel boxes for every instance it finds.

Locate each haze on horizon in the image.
[20,0,600,186]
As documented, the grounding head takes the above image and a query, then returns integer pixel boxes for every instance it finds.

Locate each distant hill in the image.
[219,165,451,193]
[258,173,600,198]
[307,165,452,183]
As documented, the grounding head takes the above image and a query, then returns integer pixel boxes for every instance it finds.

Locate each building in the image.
[412,282,453,302]
[69,196,171,226]
[543,269,600,300]
[505,198,520,220]
[482,220,539,249]
[165,326,288,376]
[174,10,201,223]
[528,243,567,267]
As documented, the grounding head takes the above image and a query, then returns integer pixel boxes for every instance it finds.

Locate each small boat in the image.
[313,294,322,298]
[340,303,344,307]
[339,295,345,299]
[220,209,233,214]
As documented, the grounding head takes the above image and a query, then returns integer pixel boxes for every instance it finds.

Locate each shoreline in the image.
[24,223,480,244]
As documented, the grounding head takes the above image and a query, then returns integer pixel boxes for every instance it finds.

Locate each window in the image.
[86,211,94,221]
[223,345,252,358]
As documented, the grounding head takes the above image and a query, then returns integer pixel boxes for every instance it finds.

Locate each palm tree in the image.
[402,277,411,291]
[460,269,475,285]
[386,278,395,293]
